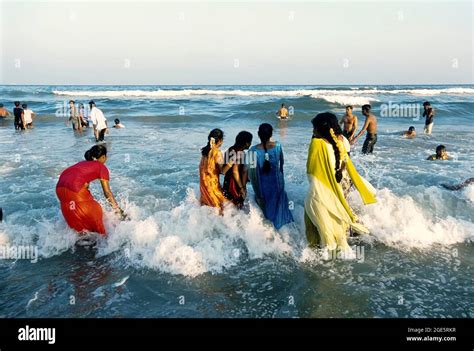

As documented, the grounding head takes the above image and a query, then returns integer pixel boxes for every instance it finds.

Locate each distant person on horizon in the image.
[427,145,449,160]
[423,101,435,135]
[403,126,416,139]
[13,101,25,130]
[22,104,36,129]
[0,104,10,118]
[352,104,378,154]
[69,100,82,131]
[339,105,358,141]
[89,101,108,142]
[276,103,289,119]
[78,103,89,128]
[113,118,125,128]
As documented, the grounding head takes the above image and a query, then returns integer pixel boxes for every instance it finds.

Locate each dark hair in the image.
[346,105,353,110]
[436,145,446,155]
[362,104,371,113]
[0,103,3,108]
[89,100,95,106]
[114,119,120,124]
[22,103,27,109]
[69,100,75,104]
[281,103,285,107]
[408,126,415,132]
[201,128,224,157]
[14,101,20,107]
[234,131,253,150]
[258,123,273,173]
[311,112,344,182]
[84,145,107,161]
[423,101,430,107]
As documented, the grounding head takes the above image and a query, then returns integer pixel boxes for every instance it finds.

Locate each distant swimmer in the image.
[441,178,474,190]
[78,103,89,128]
[276,103,289,119]
[113,118,125,128]
[0,103,11,118]
[403,126,416,139]
[339,105,358,141]
[352,104,378,154]
[22,103,36,129]
[427,145,449,160]
[56,145,127,236]
[89,101,108,142]
[423,101,435,135]
[13,101,25,130]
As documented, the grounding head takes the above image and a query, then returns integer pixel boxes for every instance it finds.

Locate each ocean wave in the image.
[352,188,474,249]
[52,87,474,98]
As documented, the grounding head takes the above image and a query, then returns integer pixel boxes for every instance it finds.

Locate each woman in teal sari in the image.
[248,123,294,229]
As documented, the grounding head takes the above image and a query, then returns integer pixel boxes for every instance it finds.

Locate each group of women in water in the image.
[57,112,377,251]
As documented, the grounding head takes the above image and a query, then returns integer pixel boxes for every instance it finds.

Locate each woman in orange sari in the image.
[199,129,233,212]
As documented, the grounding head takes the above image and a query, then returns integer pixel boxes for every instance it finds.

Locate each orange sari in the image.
[199,147,226,209]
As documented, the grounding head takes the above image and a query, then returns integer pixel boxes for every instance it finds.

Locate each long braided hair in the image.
[311,113,344,183]
[201,128,224,157]
[258,123,273,173]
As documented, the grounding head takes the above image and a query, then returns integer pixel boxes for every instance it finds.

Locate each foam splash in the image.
[463,184,474,203]
[98,188,294,277]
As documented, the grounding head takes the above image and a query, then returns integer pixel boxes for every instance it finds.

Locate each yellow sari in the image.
[199,147,226,209]
[304,138,376,250]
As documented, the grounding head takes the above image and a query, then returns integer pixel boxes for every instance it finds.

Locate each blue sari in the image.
[248,142,294,229]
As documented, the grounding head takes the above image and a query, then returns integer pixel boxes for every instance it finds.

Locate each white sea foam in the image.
[52,87,474,100]
[353,188,474,249]
[464,184,474,202]
[98,188,294,277]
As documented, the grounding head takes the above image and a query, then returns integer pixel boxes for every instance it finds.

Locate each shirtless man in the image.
[276,103,289,119]
[0,104,10,118]
[403,126,416,139]
[339,105,358,141]
[352,104,378,154]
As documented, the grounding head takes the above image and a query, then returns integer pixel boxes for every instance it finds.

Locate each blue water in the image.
[0,85,473,317]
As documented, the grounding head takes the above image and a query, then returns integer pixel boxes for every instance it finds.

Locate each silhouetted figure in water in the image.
[441,178,474,190]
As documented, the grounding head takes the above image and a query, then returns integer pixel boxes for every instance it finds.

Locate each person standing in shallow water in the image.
[352,104,378,154]
[248,123,294,229]
[304,113,376,250]
[199,129,234,213]
[13,101,25,130]
[222,131,253,209]
[423,101,435,135]
[56,145,127,236]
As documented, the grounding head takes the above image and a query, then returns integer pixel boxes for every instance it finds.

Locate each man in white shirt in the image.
[22,103,36,129]
[89,100,108,142]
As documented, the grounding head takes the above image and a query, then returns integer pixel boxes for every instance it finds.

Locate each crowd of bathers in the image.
[0,98,462,249]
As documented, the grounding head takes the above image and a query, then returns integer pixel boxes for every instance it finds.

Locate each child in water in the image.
[403,126,416,139]
[427,145,449,160]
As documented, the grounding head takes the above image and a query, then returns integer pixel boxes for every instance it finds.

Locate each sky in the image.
[0,0,472,85]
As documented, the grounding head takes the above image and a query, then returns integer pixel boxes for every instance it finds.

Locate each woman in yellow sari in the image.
[199,128,234,212]
[305,113,376,251]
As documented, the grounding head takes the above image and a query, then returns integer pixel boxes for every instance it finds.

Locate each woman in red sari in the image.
[56,145,126,235]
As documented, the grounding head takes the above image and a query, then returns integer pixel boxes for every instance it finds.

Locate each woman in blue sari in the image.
[248,123,294,229]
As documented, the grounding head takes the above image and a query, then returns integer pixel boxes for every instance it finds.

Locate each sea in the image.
[0,85,472,317]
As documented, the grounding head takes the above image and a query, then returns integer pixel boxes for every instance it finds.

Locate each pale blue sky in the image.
[1,0,472,85]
